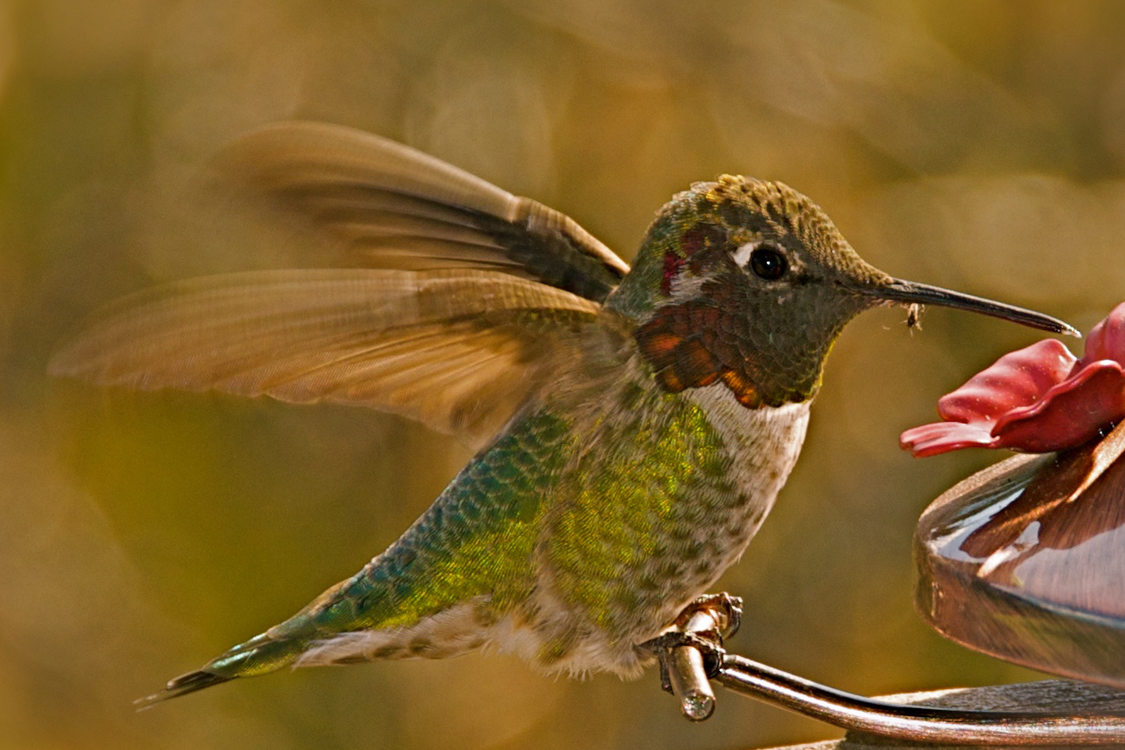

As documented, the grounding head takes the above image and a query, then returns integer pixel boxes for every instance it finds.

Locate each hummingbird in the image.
[49,122,1075,704]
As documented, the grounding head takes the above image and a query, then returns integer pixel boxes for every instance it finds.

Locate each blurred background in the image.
[3,1,1124,748]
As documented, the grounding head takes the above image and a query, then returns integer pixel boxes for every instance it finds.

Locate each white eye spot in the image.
[731,241,759,268]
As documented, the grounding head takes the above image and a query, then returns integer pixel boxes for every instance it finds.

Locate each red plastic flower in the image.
[901,302,1125,456]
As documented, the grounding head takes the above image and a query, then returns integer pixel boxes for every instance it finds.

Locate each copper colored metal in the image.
[915,420,1125,688]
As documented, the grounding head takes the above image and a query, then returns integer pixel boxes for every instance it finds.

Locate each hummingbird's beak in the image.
[870,279,1080,337]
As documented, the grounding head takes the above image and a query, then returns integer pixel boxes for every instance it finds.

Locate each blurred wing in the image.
[219,121,630,303]
[50,269,602,449]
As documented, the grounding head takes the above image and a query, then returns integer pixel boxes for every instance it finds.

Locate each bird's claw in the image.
[676,592,742,641]
[640,593,744,720]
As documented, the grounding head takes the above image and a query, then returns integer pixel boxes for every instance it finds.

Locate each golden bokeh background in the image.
[3,1,1124,748]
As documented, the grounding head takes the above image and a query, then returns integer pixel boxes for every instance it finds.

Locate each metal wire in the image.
[655,600,1125,745]
[715,653,1125,746]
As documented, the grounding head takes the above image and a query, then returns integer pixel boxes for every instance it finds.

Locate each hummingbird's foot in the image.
[681,592,742,641]
[643,630,722,688]
[640,592,744,721]
[642,592,742,681]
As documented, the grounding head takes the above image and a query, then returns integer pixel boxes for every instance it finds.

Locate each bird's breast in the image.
[528,371,811,671]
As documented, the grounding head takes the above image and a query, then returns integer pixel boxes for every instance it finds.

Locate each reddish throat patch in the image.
[634,303,762,408]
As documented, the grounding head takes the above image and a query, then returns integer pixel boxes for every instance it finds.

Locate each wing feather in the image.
[219,122,630,301]
[50,269,602,447]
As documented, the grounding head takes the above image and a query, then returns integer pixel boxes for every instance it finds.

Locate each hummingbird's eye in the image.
[747,244,788,281]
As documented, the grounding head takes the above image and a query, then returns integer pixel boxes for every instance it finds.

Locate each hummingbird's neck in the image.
[631,295,826,409]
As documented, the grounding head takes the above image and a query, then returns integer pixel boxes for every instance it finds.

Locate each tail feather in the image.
[135,630,307,708]
[135,670,235,709]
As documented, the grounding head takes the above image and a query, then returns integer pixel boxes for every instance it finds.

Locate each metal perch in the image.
[648,596,1125,746]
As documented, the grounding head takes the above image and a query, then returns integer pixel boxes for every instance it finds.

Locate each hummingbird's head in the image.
[609,175,1075,409]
